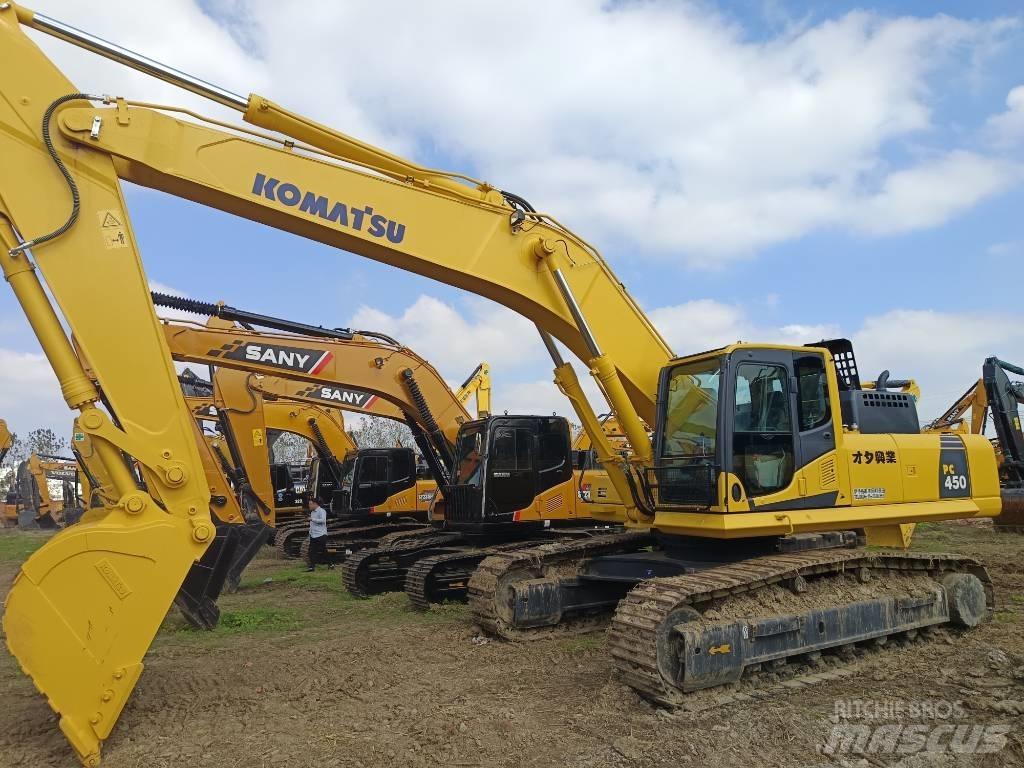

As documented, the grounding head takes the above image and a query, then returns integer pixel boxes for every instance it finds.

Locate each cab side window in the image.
[491,427,534,471]
[795,355,831,431]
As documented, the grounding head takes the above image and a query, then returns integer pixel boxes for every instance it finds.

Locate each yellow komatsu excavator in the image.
[923,357,1024,531]
[0,9,1006,763]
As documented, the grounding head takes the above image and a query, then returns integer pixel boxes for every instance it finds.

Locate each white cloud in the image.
[852,309,1024,422]
[649,299,839,355]
[349,295,543,381]
[852,151,1020,235]
[0,348,69,438]
[987,240,1024,257]
[20,3,1023,263]
[652,298,1024,424]
[986,85,1024,147]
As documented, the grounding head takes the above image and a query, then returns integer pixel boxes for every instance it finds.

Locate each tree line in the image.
[0,428,71,494]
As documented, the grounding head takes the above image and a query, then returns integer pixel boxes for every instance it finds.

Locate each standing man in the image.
[306,496,331,571]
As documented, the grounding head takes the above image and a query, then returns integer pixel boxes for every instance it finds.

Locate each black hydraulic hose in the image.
[500,190,536,213]
[994,358,1024,377]
[405,416,450,488]
[306,417,344,484]
[151,292,357,341]
[9,93,103,256]
[401,368,455,470]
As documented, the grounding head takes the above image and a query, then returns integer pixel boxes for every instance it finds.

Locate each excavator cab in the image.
[446,415,573,533]
[334,447,418,518]
[654,340,922,511]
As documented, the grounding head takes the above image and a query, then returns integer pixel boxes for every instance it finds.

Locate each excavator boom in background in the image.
[924,357,1024,531]
[0,8,1006,764]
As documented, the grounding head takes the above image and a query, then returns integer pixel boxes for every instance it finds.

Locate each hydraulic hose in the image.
[151,292,402,346]
[406,416,450,488]
[306,417,344,484]
[9,93,103,256]
[401,368,455,470]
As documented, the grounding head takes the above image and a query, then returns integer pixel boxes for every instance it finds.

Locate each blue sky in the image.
[2,0,1022,436]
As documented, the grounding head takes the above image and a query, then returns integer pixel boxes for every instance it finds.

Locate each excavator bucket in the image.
[996,488,1024,532]
[175,518,270,628]
[3,505,207,766]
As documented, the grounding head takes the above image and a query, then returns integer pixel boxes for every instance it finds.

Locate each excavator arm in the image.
[158,314,472,466]
[456,363,491,418]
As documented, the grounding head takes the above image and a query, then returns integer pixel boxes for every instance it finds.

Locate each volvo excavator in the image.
[923,357,1024,532]
[0,9,1006,764]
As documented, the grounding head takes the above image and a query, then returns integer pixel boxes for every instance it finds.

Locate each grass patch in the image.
[216,607,302,634]
[239,565,348,594]
[167,607,303,637]
[561,636,603,654]
[0,532,50,562]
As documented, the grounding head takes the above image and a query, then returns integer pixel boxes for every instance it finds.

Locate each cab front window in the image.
[661,357,721,459]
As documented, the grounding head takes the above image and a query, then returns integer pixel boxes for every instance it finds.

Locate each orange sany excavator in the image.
[0,9,1008,765]
[155,301,484,562]
[180,364,435,566]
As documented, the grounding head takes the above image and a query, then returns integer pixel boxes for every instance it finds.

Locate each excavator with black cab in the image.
[0,9,1005,762]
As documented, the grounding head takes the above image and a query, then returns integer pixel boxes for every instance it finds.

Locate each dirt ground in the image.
[0,522,1021,768]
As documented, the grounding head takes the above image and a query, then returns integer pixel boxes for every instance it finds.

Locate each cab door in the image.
[726,350,797,500]
[792,352,836,467]
[353,453,391,508]
[487,419,537,514]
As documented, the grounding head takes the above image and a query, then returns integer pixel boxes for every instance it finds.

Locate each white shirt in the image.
[309,505,328,538]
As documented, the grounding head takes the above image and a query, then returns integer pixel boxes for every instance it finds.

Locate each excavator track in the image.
[608,549,993,706]
[406,541,544,610]
[278,519,427,559]
[342,532,462,597]
[273,521,310,557]
[469,530,654,639]
[297,521,426,564]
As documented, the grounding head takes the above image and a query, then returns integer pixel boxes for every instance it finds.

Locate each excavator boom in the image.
[0,7,1008,763]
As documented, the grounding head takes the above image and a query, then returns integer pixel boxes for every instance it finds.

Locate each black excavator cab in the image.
[443,415,573,535]
[332,447,418,519]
